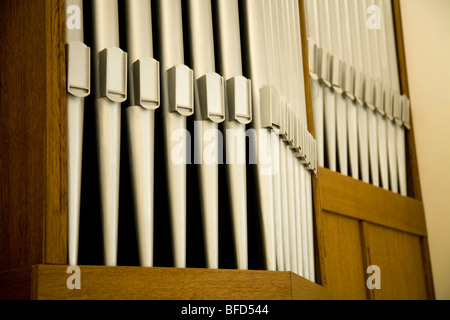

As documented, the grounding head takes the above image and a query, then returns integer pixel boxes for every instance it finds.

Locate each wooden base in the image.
[0,265,332,300]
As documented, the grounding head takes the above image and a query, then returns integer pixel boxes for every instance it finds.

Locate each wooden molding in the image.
[317,167,427,237]
[299,0,315,138]
[0,265,332,300]
[44,0,67,266]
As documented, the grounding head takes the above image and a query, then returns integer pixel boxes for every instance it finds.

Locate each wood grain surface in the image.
[362,222,428,300]
[44,0,67,267]
[299,0,315,138]
[0,266,33,300]
[298,0,328,287]
[291,272,333,300]
[1,0,47,271]
[321,213,368,300]
[317,167,427,237]
[0,0,67,272]
[29,265,330,300]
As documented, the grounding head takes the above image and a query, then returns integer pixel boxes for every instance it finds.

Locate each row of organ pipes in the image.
[65,0,410,283]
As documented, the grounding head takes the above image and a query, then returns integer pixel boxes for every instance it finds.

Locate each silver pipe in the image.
[124,0,158,267]
[339,0,359,180]
[272,0,291,273]
[66,0,88,266]
[214,0,249,270]
[187,0,222,270]
[241,0,276,271]
[328,0,348,177]
[92,0,124,267]
[155,0,190,268]
[347,0,370,184]
[364,0,389,191]
[282,0,303,277]
[277,0,299,275]
[382,0,407,196]
[304,0,325,168]
[317,0,337,172]
[355,0,380,187]
[262,0,284,273]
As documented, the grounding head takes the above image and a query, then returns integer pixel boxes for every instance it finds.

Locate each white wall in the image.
[400,0,450,300]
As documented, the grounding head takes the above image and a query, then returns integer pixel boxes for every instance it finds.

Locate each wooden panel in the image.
[0,266,32,300]
[291,272,333,300]
[318,167,427,236]
[0,266,333,300]
[34,266,291,300]
[28,265,330,300]
[362,223,428,300]
[44,0,67,266]
[0,0,67,271]
[37,266,201,300]
[0,0,47,271]
[188,269,291,300]
[420,237,436,300]
[322,212,367,300]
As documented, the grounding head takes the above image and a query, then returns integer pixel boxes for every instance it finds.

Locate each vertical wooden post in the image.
[298,0,328,287]
[0,0,67,272]
[45,0,68,266]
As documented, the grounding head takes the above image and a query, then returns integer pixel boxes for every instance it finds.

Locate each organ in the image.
[0,0,434,300]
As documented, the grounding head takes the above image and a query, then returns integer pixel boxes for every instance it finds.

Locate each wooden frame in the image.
[0,0,434,300]
[0,0,67,272]
[318,168,427,237]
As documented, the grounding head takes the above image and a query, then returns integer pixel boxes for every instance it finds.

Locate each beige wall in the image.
[400,0,450,300]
